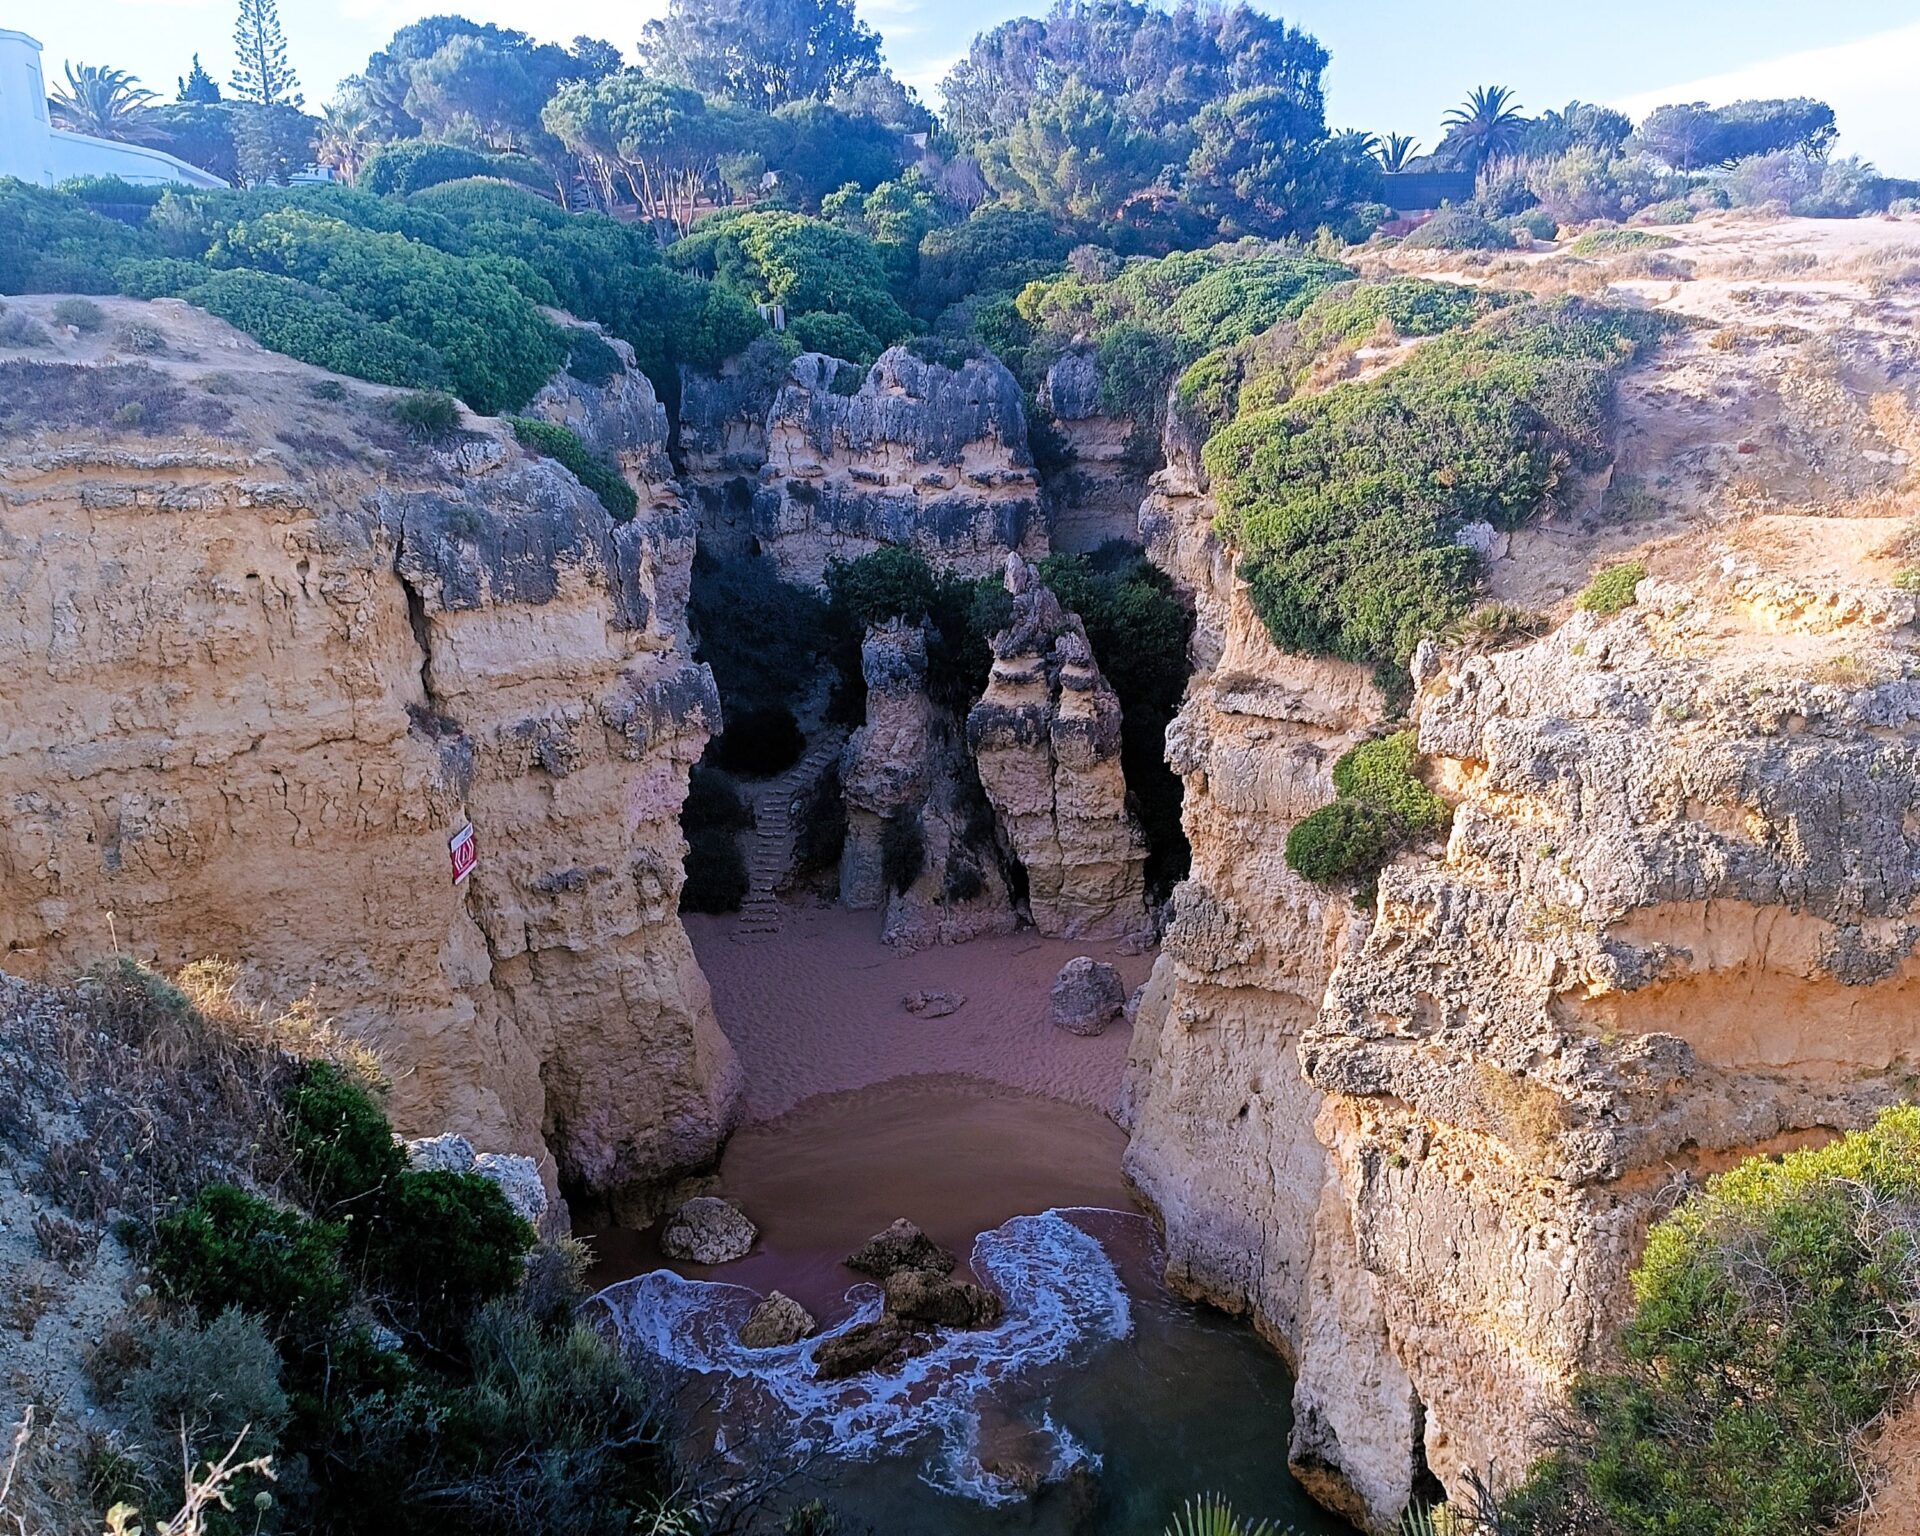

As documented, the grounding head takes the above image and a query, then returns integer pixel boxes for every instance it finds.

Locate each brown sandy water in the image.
[589,1075,1132,1318]
[586,905,1350,1532]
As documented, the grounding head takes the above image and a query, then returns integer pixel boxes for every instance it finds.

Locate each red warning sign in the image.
[449,823,477,884]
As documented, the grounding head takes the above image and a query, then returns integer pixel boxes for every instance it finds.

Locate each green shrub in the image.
[793,761,848,878]
[1400,207,1514,251]
[1207,298,1661,665]
[507,416,638,522]
[682,826,749,913]
[563,328,622,387]
[364,1170,532,1348]
[1510,209,1558,242]
[115,1307,286,1506]
[1503,1107,1920,1536]
[112,256,213,300]
[789,308,883,366]
[153,1183,349,1329]
[689,550,829,722]
[287,1060,403,1210]
[684,763,752,834]
[114,321,167,354]
[361,140,493,198]
[1283,800,1399,886]
[881,812,926,895]
[713,705,805,777]
[392,389,462,439]
[310,378,348,401]
[51,297,105,331]
[1563,228,1677,258]
[187,269,447,389]
[1331,731,1449,836]
[210,206,567,412]
[0,312,51,348]
[1578,560,1646,615]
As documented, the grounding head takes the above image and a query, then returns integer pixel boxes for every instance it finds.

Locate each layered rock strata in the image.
[0,296,740,1219]
[1041,348,1150,553]
[968,556,1150,940]
[838,618,1018,946]
[748,348,1046,587]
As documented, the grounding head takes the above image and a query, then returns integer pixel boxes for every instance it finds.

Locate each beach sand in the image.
[685,902,1158,1124]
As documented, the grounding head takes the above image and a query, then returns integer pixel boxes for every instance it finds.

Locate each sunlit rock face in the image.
[0,301,739,1222]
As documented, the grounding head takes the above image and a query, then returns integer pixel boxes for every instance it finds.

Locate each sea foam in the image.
[595,1209,1133,1503]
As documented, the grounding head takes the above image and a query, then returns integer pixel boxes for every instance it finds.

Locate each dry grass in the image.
[0,958,381,1241]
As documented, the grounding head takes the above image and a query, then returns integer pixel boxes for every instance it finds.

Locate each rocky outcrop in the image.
[0,295,740,1222]
[1042,348,1150,554]
[1048,956,1125,1035]
[1124,240,1920,1532]
[741,1290,816,1348]
[660,1195,758,1264]
[839,619,1019,947]
[677,347,786,558]
[748,348,1045,587]
[1296,579,1913,1510]
[968,557,1150,940]
[846,1218,955,1279]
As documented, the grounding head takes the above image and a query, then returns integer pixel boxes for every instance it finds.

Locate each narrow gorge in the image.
[4,151,1920,1536]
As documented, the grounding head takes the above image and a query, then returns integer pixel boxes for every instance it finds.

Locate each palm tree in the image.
[1441,86,1528,171]
[48,63,160,143]
[1163,1495,1275,1536]
[315,101,377,184]
[1377,132,1420,173]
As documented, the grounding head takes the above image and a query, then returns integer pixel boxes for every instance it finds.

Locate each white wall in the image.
[1,27,227,189]
[0,28,54,186]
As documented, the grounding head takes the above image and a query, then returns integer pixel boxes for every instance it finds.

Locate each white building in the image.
[1,28,227,189]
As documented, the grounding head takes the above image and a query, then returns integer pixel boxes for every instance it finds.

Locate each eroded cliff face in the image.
[0,297,740,1218]
[969,556,1150,941]
[1125,217,1920,1532]
[690,346,1046,587]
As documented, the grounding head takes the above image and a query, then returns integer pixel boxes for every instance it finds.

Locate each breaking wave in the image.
[594,1208,1134,1503]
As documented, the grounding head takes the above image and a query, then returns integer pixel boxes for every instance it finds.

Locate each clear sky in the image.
[18,0,1920,170]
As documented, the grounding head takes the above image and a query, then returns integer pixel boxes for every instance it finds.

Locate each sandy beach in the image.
[685,903,1159,1124]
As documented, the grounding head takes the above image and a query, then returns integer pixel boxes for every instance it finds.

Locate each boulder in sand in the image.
[1049,957,1125,1036]
[846,1218,955,1279]
[661,1196,757,1264]
[903,989,967,1018]
[883,1268,1003,1329]
[740,1291,816,1349]
[811,1315,937,1380]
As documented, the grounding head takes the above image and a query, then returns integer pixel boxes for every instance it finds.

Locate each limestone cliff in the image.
[0,295,740,1219]
[968,556,1150,940]
[1041,348,1150,554]
[838,619,1018,947]
[1124,216,1920,1531]
[739,347,1046,587]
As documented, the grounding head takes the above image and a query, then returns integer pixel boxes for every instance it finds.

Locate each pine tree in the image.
[230,0,301,107]
[177,54,222,103]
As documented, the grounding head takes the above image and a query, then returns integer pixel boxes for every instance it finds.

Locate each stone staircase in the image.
[731,731,845,944]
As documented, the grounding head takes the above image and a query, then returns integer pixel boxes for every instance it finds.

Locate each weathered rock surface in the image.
[740,1290,817,1348]
[1042,348,1152,553]
[903,989,966,1017]
[882,1268,1004,1328]
[845,1218,955,1279]
[1048,957,1125,1035]
[839,619,1019,947]
[968,556,1150,940]
[1124,235,1920,1533]
[0,296,740,1222]
[660,1195,758,1264]
[811,1314,937,1380]
[748,348,1046,588]
[472,1151,549,1229]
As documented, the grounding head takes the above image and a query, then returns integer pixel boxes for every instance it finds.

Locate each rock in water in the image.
[1050,957,1126,1036]
[661,1196,757,1264]
[472,1152,548,1228]
[903,990,967,1018]
[845,1218,955,1278]
[740,1291,816,1349]
[811,1315,938,1381]
[882,1268,1004,1329]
